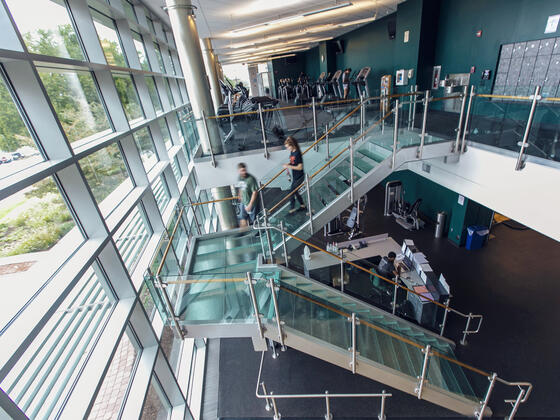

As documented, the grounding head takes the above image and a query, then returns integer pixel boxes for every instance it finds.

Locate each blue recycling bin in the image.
[465,225,489,250]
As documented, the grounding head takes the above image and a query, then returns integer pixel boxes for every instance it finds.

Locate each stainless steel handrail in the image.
[255,351,391,420]
[252,221,484,342]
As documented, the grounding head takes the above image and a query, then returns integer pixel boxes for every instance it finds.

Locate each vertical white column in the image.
[201,37,223,111]
[165,0,236,229]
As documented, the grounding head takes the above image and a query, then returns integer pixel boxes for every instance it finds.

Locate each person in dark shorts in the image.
[237,162,259,227]
[282,136,306,215]
[342,68,352,99]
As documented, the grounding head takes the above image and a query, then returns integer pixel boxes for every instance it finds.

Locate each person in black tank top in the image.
[282,136,306,214]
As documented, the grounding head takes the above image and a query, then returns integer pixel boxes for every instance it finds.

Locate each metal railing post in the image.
[339,249,344,293]
[187,195,202,235]
[349,313,358,374]
[381,95,386,134]
[414,344,431,399]
[360,93,365,136]
[259,182,274,263]
[312,97,318,151]
[391,281,398,315]
[261,382,272,411]
[411,85,418,131]
[378,390,387,420]
[349,137,354,203]
[439,297,450,336]
[270,392,281,420]
[324,391,332,420]
[258,103,270,159]
[279,221,288,267]
[201,110,216,167]
[391,100,399,169]
[246,272,264,339]
[154,276,184,339]
[515,85,541,170]
[268,277,286,351]
[461,85,475,153]
[325,123,330,161]
[461,313,473,345]
[408,86,413,130]
[453,85,469,152]
[305,174,313,234]
[475,373,497,420]
[506,387,526,420]
[417,90,430,159]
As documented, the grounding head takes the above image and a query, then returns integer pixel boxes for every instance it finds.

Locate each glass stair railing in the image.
[270,265,484,408]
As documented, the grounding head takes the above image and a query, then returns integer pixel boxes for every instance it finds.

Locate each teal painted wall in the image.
[305,46,321,81]
[383,169,493,246]
[334,13,397,97]
[434,0,560,93]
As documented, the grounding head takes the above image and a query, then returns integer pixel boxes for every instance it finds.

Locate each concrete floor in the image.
[205,182,560,419]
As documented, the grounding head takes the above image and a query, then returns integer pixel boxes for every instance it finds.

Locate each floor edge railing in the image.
[255,351,392,420]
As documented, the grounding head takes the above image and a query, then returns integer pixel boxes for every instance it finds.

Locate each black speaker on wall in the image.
[334,40,344,54]
[388,21,396,40]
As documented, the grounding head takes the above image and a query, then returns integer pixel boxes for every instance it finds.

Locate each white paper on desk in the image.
[413,252,428,264]
[404,239,414,246]
[420,263,433,272]
[396,253,405,262]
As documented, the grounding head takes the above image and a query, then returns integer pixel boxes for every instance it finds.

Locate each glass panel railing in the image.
[467,93,534,154]
[202,98,363,158]
[525,98,560,162]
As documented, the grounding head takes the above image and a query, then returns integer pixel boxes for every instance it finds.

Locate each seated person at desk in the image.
[377,252,400,279]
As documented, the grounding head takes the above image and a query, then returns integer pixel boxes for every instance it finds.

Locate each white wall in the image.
[405,145,560,242]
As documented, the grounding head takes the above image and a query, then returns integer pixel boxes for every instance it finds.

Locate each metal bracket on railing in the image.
[348,313,359,373]
[515,85,541,171]
[201,110,216,167]
[460,312,484,345]
[417,90,430,159]
[461,85,475,154]
[391,100,399,169]
[324,391,332,420]
[414,344,431,399]
[246,272,265,339]
[258,103,270,159]
[391,281,398,315]
[452,85,469,153]
[475,372,497,419]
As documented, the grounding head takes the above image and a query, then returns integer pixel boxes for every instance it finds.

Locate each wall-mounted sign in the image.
[545,14,560,34]
[404,30,410,43]
[431,65,441,89]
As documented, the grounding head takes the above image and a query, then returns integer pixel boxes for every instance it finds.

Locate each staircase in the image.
[165,228,491,417]
[258,109,457,253]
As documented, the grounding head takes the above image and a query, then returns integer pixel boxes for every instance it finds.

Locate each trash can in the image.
[435,211,446,238]
[465,225,490,250]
